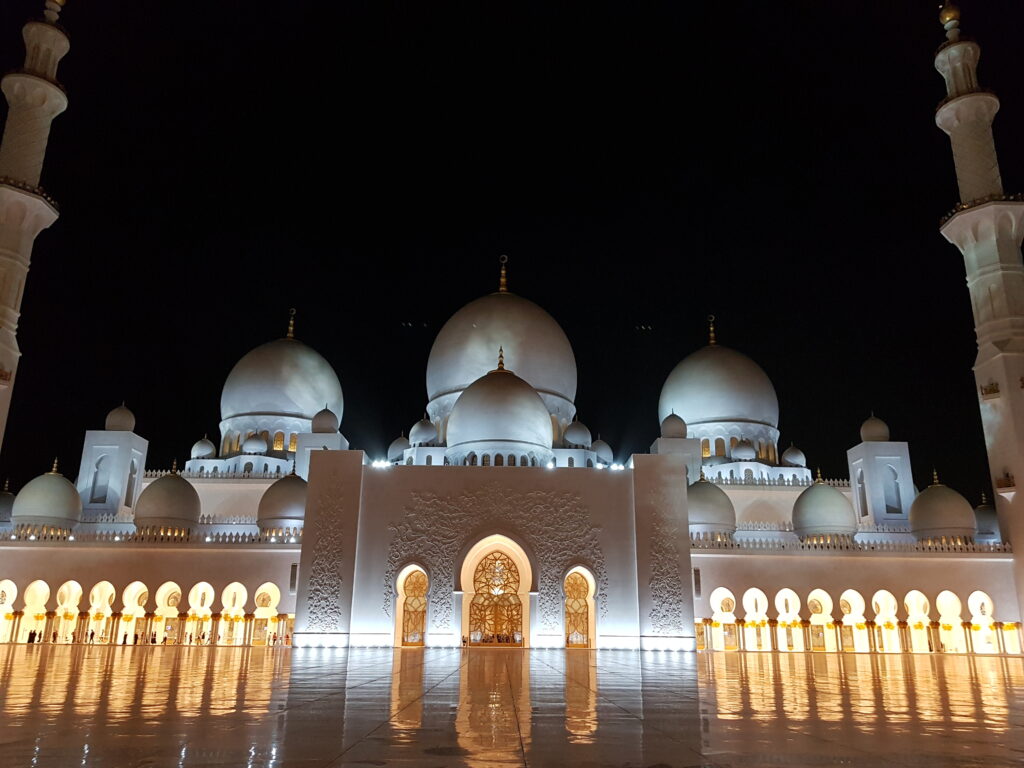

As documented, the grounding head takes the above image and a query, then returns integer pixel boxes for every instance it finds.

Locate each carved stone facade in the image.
[304,510,344,633]
[384,483,607,633]
[646,507,687,636]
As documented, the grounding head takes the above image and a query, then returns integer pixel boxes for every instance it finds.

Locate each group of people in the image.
[18,628,292,646]
[463,633,522,646]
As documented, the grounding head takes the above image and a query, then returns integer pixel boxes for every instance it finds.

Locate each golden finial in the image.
[707,314,717,346]
[496,346,506,371]
[932,468,940,485]
[498,255,508,293]
[290,460,297,476]
[171,458,178,474]
[980,491,988,504]
[939,1,960,27]
[2,479,8,493]
[49,457,59,474]
[815,467,823,483]
[286,308,296,339]
[699,468,706,481]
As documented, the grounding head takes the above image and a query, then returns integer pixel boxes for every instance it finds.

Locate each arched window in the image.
[586,459,594,468]
[856,469,868,517]
[469,453,478,466]
[273,432,285,451]
[222,436,232,455]
[494,454,504,467]
[564,572,590,648]
[482,454,491,467]
[469,552,522,645]
[508,454,515,467]
[701,439,710,458]
[715,438,725,456]
[90,455,109,504]
[568,457,575,468]
[406,457,413,465]
[520,456,529,467]
[730,437,738,454]
[244,461,254,474]
[425,455,433,466]
[288,433,298,452]
[125,459,138,508]
[743,468,754,482]
[883,465,901,514]
[401,570,428,646]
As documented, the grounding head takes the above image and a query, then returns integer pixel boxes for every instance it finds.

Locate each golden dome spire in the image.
[171,458,179,474]
[286,308,296,339]
[49,457,59,474]
[498,255,509,293]
[939,0,960,27]
[980,491,988,504]
[496,346,506,371]
[932,468,941,485]
[815,467,823,483]
[707,314,717,346]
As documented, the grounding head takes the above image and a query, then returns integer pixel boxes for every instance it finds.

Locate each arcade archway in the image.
[460,535,532,647]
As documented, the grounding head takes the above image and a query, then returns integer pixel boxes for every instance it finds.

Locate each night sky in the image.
[0,1,1021,501]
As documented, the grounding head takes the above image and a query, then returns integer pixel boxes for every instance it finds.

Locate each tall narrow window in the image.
[469,552,522,645]
[90,456,109,504]
[402,570,428,646]
[273,432,285,451]
[125,459,138,508]
[884,465,902,514]
[564,572,589,648]
[288,433,298,452]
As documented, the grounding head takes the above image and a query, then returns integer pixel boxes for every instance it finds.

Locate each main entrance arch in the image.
[460,534,532,647]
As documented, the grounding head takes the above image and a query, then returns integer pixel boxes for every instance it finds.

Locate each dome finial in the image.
[707,314,717,346]
[815,467,823,483]
[699,467,706,481]
[498,254,508,293]
[171,458,178,474]
[2,478,9,493]
[286,308,297,339]
[939,0,961,40]
[497,346,506,371]
[980,491,988,504]
[932,468,940,485]
[49,457,59,474]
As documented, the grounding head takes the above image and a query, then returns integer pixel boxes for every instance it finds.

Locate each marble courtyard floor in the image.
[0,646,1023,767]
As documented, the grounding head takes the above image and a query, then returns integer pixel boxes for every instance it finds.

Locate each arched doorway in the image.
[254,582,284,645]
[564,567,596,649]
[55,580,82,644]
[0,579,18,643]
[220,582,248,645]
[154,581,182,644]
[460,535,532,647]
[395,566,428,647]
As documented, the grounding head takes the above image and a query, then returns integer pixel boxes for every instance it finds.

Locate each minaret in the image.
[0,1,70,448]
[934,3,1024,610]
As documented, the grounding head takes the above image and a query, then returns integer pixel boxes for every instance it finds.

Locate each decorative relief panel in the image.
[304,497,345,633]
[384,483,607,632]
[647,506,686,636]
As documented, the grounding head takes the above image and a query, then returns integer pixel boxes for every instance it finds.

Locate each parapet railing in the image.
[2,527,302,545]
[708,476,849,489]
[690,533,1011,554]
[144,469,281,480]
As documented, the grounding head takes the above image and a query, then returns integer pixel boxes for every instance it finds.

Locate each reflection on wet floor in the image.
[0,644,1022,767]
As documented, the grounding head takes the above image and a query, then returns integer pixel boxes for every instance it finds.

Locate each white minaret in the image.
[0,1,70,448]
[934,2,1024,612]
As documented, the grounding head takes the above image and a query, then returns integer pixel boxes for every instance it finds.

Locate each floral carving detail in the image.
[647,506,686,635]
[304,498,345,634]
[384,483,606,632]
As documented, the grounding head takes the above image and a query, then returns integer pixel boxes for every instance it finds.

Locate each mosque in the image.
[0,0,1022,655]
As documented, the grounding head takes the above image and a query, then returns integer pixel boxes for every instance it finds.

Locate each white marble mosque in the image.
[0,1,1022,659]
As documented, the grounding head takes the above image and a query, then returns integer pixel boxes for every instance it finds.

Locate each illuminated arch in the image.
[0,579,17,643]
[87,581,116,644]
[806,588,836,652]
[708,587,738,651]
[774,588,803,651]
[154,581,182,645]
[220,581,248,645]
[563,565,596,649]
[741,587,770,651]
[968,590,997,654]
[871,589,901,652]
[460,534,533,647]
[394,564,429,647]
[119,581,148,644]
[936,590,967,653]
[838,588,870,653]
[904,590,932,653]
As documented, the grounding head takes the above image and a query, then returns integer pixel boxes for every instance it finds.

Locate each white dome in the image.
[564,419,592,448]
[426,291,577,424]
[781,444,806,467]
[0,481,12,523]
[242,434,268,454]
[860,414,890,442]
[257,473,307,531]
[134,472,201,531]
[312,406,339,434]
[660,412,687,438]
[732,439,756,461]
[446,364,553,461]
[592,438,613,465]
[659,344,779,429]
[687,478,736,533]
[221,338,344,426]
[105,403,136,432]
[909,478,975,541]
[388,435,410,462]
[12,464,82,530]
[792,479,857,539]
[190,437,216,459]
[409,418,437,447]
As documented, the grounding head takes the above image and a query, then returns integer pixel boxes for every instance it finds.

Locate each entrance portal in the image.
[469,552,523,646]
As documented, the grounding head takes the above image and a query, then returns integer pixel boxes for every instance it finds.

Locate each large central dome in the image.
[658,344,778,428]
[426,291,577,425]
[221,338,344,423]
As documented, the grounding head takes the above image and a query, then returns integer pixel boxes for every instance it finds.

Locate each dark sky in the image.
[0,1,1021,501]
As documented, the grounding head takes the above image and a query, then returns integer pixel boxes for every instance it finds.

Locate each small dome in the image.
[12,462,82,530]
[388,434,410,462]
[312,406,339,434]
[257,473,307,531]
[909,475,975,541]
[409,418,437,447]
[781,444,806,467]
[592,438,613,465]
[0,481,12,524]
[974,495,999,543]
[105,403,136,432]
[792,479,857,539]
[564,419,592,448]
[446,361,553,462]
[732,439,756,461]
[688,478,736,534]
[860,414,890,442]
[659,344,779,429]
[190,437,216,460]
[660,412,687,439]
[242,434,268,454]
[134,471,201,531]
